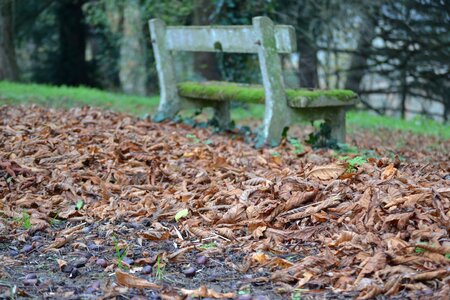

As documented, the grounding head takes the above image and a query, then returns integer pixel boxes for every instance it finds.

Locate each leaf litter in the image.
[0,105,449,299]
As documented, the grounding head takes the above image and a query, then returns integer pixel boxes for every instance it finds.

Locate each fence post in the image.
[149,19,181,122]
[253,16,290,147]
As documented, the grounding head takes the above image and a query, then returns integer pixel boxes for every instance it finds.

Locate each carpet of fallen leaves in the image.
[0,105,449,300]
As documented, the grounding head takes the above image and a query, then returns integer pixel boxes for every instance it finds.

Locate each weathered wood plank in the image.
[164,25,296,53]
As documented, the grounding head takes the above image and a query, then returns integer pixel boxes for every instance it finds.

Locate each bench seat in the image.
[178,81,358,108]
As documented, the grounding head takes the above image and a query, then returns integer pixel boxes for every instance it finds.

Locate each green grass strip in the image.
[0,81,159,115]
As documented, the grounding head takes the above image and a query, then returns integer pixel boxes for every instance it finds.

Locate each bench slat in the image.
[165,25,296,54]
[178,81,358,108]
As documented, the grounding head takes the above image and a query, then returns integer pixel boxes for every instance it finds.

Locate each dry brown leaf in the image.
[216,204,247,224]
[139,230,169,241]
[44,234,76,251]
[355,252,386,284]
[410,269,449,281]
[329,231,357,246]
[115,269,161,289]
[306,164,346,180]
[180,286,235,298]
[283,194,341,221]
[56,259,67,270]
[384,193,428,208]
[252,252,270,264]
[381,163,397,179]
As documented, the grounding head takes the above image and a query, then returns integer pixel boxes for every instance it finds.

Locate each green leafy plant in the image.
[186,133,200,144]
[306,122,338,149]
[155,256,166,280]
[50,212,61,227]
[14,210,31,230]
[112,236,128,269]
[238,288,251,296]
[445,253,450,260]
[271,151,281,157]
[75,199,84,210]
[415,242,429,254]
[199,242,217,249]
[288,137,304,155]
[174,209,189,222]
[291,289,303,300]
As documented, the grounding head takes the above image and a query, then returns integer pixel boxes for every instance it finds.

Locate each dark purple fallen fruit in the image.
[196,255,207,265]
[96,258,108,268]
[182,267,196,277]
[142,265,152,274]
[21,244,33,253]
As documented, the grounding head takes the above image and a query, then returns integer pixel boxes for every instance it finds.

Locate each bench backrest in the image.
[160,24,296,54]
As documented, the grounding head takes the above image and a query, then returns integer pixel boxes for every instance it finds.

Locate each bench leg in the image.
[324,108,346,144]
[253,16,290,147]
[213,101,231,129]
[150,19,182,122]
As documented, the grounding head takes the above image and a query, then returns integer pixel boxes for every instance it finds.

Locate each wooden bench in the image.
[149,16,358,147]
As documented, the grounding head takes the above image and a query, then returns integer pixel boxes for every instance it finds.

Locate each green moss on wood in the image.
[178,81,358,107]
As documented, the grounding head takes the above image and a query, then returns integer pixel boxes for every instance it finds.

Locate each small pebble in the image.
[96,258,108,268]
[88,243,104,251]
[86,280,101,293]
[142,265,152,274]
[82,226,92,234]
[9,250,19,257]
[196,255,207,265]
[122,257,134,265]
[182,267,196,278]
[62,265,73,273]
[31,236,42,242]
[128,222,143,229]
[252,296,269,300]
[443,174,450,180]
[25,273,37,280]
[21,244,33,253]
[23,278,38,286]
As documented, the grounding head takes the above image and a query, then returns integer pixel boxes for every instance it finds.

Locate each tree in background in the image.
[0,0,19,81]
[118,0,148,96]
[56,0,89,86]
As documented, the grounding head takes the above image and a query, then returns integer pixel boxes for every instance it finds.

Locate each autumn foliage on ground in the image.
[0,105,449,299]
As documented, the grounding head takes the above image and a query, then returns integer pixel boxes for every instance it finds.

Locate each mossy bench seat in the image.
[178,81,358,108]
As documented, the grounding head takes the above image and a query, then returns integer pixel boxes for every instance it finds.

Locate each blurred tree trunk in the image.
[193,1,221,81]
[119,0,148,96]
[57,0,88,86]
[0,0,19,81]
[293,1,319,88]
